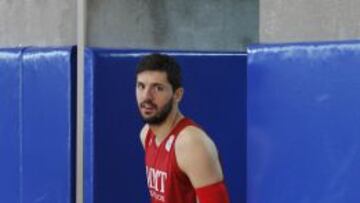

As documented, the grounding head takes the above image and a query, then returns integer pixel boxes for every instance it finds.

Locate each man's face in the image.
[136,71,175,125]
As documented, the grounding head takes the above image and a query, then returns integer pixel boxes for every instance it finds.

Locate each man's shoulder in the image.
[140,124,150,135]
[140,124,150,148]
[176,125,210,151]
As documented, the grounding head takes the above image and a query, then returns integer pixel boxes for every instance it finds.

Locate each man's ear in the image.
[174,87,184,102]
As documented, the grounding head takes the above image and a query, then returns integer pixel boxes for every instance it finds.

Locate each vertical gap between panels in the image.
[77,0,86,202]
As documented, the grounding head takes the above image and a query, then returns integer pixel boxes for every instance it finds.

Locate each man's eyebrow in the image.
[151,82,165,86]
[136,81,166,87]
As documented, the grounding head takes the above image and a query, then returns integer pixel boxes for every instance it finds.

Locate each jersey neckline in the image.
[149,117,189,148]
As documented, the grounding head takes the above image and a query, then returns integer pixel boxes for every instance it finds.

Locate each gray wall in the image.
[2,0,359,49]
[87,0,259,51]
[260,0,360,43]
[0,0,76,47]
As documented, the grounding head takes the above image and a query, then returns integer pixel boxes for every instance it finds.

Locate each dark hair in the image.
[136,53,182,91]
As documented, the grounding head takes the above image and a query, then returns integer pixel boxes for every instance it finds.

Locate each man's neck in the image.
[149,111,183,144]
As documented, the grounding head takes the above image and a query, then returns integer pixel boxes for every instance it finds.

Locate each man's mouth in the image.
[140,102,157,114]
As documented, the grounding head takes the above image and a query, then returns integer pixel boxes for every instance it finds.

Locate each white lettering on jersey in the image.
[146,166,168,193]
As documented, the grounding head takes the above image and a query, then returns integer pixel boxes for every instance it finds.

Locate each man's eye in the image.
[137,84,144,89]
[155,86,164,91]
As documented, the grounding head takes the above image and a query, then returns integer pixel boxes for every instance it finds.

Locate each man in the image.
[136,53,230,203]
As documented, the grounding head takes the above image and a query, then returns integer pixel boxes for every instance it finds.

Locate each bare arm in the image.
[175,126,224,188]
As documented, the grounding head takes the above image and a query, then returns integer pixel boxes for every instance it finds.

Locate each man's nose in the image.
[144,87,154,100]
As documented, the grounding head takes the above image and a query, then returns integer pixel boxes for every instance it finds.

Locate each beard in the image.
[139,97,173,125]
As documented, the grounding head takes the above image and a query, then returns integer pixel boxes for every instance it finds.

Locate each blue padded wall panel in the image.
[176,53,247,203]
[0,49,22,203]
[85,50,246,203]
[247,41,360,203]
[85,50,148,203]
[21,48,75,203]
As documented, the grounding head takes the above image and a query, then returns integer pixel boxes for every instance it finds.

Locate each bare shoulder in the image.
[139,124,149,149]
[176,126,217,153]
[175,125,223,188]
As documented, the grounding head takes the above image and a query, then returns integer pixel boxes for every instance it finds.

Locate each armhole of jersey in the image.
[172,134,184,175]
[172,120,199,175]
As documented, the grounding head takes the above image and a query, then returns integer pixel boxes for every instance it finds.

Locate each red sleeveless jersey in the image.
[144,118,197,203]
